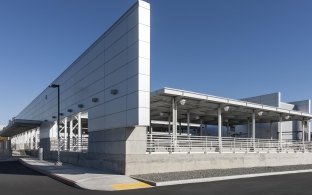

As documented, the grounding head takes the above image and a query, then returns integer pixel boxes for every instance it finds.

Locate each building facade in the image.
[1,0,312,175]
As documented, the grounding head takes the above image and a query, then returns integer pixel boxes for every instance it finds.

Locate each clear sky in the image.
[0,0,312,125]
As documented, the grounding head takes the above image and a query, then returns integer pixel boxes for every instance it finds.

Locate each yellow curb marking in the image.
[112,182,151,190]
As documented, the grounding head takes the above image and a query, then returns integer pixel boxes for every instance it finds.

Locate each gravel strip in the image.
[132,164,312,182]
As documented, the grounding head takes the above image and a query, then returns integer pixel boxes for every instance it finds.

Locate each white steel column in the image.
[69,119,73,151]
[218,106,222,152]
[187,112,190,135]
[302,120,305,152]
[252,111,256,141]
[252,111,256,150]
[270,121,273,140]
[302,120,305,142]
[78,113,82,150]
[172,98,178,147]
[279,115,283,149]
[308,120,311,142]
[64,117,68,139]
[64,117,68,150]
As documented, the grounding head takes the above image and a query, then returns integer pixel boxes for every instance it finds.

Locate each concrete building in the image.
[1,0,312,175]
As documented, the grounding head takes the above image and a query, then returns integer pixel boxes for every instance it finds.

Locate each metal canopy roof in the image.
[151,88,312,125]
[0,119,41,137]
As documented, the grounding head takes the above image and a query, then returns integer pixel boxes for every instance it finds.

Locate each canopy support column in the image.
[279,115,283,150]
[252,111,256,150]
[187,112,190,135]
[308,120,311,142]
[302,120,305,152]
[172,97,178,148]
[218,106,222,153]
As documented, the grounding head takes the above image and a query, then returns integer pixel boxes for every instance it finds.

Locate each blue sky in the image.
[0,0,312,125]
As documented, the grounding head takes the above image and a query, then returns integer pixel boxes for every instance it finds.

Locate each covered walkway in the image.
[149,88,312,153]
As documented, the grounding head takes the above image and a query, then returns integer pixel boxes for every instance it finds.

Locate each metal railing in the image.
[51,137,88,153]
[147,133,312,154]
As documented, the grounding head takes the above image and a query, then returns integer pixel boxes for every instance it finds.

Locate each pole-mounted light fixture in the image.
[48,83,62,166]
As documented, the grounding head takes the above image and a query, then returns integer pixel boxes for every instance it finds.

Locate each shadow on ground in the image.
[0,161,42,176]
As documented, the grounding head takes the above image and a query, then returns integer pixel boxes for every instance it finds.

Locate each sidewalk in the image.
[19,158,151,191]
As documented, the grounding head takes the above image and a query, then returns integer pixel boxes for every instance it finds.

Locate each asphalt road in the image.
[1,160,312,195]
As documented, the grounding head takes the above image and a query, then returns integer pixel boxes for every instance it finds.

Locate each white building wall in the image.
[237,94,311,140]
[241,92,280,107]
[14,1,150,138]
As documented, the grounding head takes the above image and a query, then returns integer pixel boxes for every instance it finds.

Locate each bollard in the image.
[38,148,43,161]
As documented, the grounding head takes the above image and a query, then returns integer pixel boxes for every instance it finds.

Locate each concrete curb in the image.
[134,169,312,186]
[18,159,84,190]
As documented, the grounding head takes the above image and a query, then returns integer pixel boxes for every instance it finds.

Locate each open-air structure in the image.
[1,0,312,175]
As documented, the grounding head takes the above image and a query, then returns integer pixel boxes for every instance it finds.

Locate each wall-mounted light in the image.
[179,99,186,105]
[195,116,200,120]
[67,109,73,113]
[285,115,290,120]
[223,106,230,112]
[160,112,164,117]
[258,111,263,116]
[92,98,99,103]
[78,104,84,109]
[111,89,118,95]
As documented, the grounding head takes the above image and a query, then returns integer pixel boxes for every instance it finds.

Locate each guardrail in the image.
[51,137,88,153]
[147,133,312,154]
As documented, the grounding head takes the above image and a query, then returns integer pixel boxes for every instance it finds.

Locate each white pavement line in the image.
[154,169,312,186]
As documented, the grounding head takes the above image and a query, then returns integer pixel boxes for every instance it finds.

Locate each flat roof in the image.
[151,88,312,125]
[0,119,41,137]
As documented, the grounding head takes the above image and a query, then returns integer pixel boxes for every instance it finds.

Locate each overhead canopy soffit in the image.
[151,88,312,125]
[0,119,41,137]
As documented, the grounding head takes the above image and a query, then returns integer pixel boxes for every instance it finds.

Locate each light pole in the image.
[49,84,62,166]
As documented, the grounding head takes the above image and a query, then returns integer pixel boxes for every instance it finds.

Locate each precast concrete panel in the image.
[15,1,150,136]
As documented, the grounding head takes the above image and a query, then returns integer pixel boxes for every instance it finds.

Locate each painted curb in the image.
[135,169,312,187]
[18,159,84,189]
